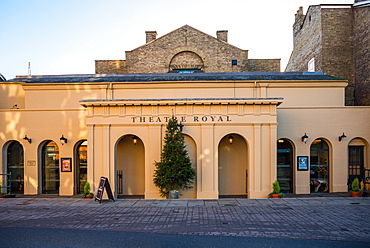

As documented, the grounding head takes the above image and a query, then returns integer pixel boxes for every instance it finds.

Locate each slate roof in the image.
[10,72,344,84]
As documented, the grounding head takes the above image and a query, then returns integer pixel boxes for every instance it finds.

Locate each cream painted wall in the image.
[277,107,370,194]
[0,82,25,109]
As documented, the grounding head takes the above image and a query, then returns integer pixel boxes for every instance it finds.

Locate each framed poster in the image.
[297,156,309,171]
[61,158,72,172]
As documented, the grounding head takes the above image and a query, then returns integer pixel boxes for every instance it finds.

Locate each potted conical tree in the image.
[350,178,363,197]
[269,180,284,198]
[153,116,196,199]
[82,181,94,198]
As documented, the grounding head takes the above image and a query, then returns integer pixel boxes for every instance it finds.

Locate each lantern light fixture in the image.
[60,135,67,145]
[228,134,234,145]
[178,122,184,131]
[301,133,308,143]
[23,135,32,144]
[132,135,138,145]
[339,132,347,142]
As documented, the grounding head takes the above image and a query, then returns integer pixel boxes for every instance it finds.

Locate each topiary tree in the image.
[153,116,196,197]
[272,180,281,194]
[351,177,360,192]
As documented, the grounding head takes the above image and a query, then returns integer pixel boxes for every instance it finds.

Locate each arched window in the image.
[310,139,329,193]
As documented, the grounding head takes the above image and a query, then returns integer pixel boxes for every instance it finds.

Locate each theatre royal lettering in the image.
[131,116,232,123]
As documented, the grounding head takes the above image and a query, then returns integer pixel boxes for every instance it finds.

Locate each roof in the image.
[130,25,244,53]
[10,72,344,84]
[0,73,6,81]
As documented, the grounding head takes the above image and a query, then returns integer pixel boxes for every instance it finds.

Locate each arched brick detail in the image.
[166,46,208,70]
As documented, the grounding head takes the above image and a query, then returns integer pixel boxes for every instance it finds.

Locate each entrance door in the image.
[310,139,329,193]
[348,146,364,190]
[6,141,24,194]
[75,140,88,194]
[41,141,60,194]
[277,139,293,193]
[116,135,145,198]
[218,134,248,197]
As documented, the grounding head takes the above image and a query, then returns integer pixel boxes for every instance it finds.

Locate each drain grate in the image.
[270,205,293,210]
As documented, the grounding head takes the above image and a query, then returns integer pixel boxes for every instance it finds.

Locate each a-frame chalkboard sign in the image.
[95,177,115,203]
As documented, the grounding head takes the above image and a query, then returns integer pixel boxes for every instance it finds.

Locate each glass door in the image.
[310,139,329,193]
[76,140,88,194]
[348,146,364,190]
[42,141,59,194]
[7,141,24,194]
[277,139,293,193]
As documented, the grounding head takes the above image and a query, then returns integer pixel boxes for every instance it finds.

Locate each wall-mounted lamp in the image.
[60,135,67,145]
[178,122,184,132]
[301,133,308,143]
[23,135,32,144]
[132,135,138,145]
[228,134,234,145]
[339,132,347,142]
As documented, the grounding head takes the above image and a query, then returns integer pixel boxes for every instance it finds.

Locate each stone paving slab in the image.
[1,197,370,207]
[0,197,369,243]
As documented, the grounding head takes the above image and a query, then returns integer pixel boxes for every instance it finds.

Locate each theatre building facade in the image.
[1,25,369,199]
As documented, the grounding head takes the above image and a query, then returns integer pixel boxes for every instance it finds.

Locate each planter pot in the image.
[350,191,363,197]
[0,194,5,198]
[85,194,94,199]
[271,194,281,199]
[167,190,179,199]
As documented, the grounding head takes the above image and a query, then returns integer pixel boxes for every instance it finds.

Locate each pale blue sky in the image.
[0,0,353,79]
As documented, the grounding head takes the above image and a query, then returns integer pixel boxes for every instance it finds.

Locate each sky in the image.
[0,0,354,80]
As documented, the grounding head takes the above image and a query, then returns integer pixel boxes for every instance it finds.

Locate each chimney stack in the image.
[216,30,228,42]
[145,31,157,43]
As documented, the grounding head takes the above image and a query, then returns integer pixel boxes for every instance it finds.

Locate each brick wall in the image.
[285,6,323,72]
[353,5,370,105]
[285,5,356,106]
[248,59,281,72]
[96,25,280,74]
[95,60,127,74]
[321,7,354,106]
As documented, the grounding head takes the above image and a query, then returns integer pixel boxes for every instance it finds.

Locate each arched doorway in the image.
[277,139,294,193]
[310,139,329,193]
[116,135,145,198]
[6,141,24,194]
[218,134,248,197]
[348,138,367,190]
[41,141,60,194]
[179,134,197,199]
[75,140,87,194]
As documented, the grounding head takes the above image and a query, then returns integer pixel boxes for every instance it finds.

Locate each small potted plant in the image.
[350,178,363,197]
[269,180,284,198]
[82,181,94,198]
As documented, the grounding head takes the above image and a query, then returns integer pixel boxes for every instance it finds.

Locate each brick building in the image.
[285,1,370,106]
[95,25,280,74]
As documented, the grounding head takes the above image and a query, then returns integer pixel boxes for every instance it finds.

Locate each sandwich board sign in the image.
[95,177,115,203]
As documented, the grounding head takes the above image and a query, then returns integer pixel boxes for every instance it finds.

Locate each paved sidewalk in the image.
[0,197,369,243]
